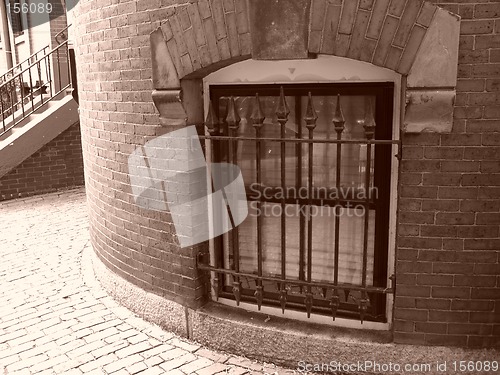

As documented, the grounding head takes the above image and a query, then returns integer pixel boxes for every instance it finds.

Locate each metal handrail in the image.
[0,39,73,136]
[55,24,71,44]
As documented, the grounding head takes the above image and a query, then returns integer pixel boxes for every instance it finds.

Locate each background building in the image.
[0,0,84,201]
[72,0,499,365]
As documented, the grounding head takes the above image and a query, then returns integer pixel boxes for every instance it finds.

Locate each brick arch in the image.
[151,0,251,87]
[308,0,438,75]
[151,0,460,132]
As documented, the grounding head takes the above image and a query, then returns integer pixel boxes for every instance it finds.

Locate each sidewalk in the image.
[0,188,293,375]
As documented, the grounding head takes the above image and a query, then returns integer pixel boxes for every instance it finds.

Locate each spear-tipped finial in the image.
[332,94,345,134]
[304,92,318,130]
[251,93,265,128]
[364,99,376,140]
[226,96,241,130]
[205,100,219,135]
[275,86,290,121]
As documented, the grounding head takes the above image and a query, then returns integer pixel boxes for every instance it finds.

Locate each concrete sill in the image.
[190,301,393,368]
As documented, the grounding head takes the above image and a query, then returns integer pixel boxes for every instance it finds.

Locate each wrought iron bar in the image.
[45,53,53,98]
[251,93,265,310]
[37,59,44,106]
[295,96,306,294]
[304,92,317,318]
[66,43,72,89]
[1,98,5,132]
[226,96,242,305]
[331,94,345,320]
[276,87,290,313]
[360,101,376,324]
[197,262,394,294]
[9,76,14,125]
[28,62,35,110]
[56,48,62,93]
[205,100,220,301]
[19,75,25,117]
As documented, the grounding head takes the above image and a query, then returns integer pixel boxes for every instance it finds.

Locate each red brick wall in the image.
[394,1,500,348]
[0,122,84,201]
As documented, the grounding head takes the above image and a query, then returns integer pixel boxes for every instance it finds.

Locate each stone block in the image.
[403,89,455,133]
[249,0,310,60]
[150,28,180,89]
[407,9,460,88]
[151,90,187,125]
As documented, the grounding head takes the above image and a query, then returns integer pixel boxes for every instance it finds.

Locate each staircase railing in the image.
[0,46,50,84]
[0,38,73,136]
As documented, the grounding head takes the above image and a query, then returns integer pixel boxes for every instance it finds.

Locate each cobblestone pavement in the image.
[0,188,294,375]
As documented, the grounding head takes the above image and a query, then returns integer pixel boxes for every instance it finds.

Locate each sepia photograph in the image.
[0,0,499,374]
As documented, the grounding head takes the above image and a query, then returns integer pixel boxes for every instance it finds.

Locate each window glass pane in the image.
[235,204,375,286]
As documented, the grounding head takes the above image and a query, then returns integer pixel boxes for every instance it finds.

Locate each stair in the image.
[0,38,79,180]
[0,95,79,179]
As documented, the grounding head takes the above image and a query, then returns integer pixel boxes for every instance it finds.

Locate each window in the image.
[199,82,397,324]
[9,0,25,38]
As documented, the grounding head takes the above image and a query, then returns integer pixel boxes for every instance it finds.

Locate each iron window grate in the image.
[197,83,398,323]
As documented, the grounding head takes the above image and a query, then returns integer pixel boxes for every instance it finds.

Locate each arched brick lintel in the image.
[151,0,460,132]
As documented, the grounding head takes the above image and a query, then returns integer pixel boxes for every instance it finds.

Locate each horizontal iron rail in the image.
[217,291,385,320]
[198,134,401,145]
[198,262,394,294]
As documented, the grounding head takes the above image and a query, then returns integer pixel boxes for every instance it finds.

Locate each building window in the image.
[201,81,396,324]
[9,0,26,38]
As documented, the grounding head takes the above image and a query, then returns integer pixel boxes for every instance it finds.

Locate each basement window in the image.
[199,56,401,328]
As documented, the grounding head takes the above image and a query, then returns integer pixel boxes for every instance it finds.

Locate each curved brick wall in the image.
[74,0,499,350]
[73,0,207,310]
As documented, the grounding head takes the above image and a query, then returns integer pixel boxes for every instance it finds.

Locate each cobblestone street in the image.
[0,188,291,375]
